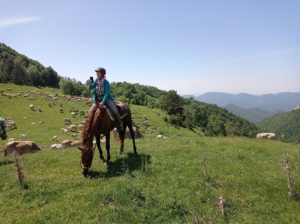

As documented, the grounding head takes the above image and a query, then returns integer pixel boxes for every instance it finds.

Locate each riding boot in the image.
[106,99,124,132]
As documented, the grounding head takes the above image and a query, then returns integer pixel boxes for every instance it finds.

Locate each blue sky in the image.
[1,0,299,95]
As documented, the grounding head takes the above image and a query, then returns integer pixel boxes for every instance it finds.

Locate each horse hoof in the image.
[82,169,89,177]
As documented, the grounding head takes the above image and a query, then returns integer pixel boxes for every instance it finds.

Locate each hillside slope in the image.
[258,109,300,143]
[0,83,197,146]
[224,104,276,123]
[0,84,300,223]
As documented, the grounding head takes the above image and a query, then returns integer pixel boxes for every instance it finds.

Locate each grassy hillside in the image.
[0,83,195,145]
[1,83,300,223]
[258,110,300,143]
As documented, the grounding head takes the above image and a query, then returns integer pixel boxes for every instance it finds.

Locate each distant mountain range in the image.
[186,92,300,123]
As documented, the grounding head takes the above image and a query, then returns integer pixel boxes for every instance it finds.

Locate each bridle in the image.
[80,137,97,170]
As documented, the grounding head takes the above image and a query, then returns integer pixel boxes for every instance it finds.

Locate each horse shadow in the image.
[88,152,151,179]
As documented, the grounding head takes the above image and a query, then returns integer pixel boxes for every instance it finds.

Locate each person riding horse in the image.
[0,117,7,140]
[87,67,123,132]
[80,68,137,176]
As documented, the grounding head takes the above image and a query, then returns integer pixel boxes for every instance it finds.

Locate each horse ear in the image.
[78,146,83,151]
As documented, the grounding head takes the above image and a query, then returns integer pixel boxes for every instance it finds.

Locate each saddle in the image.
[102,101,127,122]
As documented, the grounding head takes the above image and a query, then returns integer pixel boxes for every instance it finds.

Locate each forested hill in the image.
[258,109,300,143]
[0,43,60,87]
[0,42,258,138]
[110,82,258,137]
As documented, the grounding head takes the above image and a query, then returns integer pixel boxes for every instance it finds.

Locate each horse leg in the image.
[82,167,89,177]
[119,129,125,154]
[128,123,137,154]
[105,133,111,163]
[96,132,105,163]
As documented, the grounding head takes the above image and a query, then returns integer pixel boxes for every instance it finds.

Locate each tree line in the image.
[59,79,258,137]
[110,82,258,137]
[0,43,60,87]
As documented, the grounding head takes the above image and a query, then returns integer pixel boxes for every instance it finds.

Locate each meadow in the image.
[0,83,299,223]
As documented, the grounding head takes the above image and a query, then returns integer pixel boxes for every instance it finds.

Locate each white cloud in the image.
[0,16,41,28]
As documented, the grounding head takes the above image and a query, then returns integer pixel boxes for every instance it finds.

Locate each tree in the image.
[161,90,184,115]
[11,60,26,85]
[59,77,85,96]
[161,90,185,126]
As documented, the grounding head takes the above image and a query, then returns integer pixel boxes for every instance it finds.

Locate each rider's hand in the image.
[98,103,106,109]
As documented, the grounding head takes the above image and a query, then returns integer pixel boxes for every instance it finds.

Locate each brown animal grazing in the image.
[4,141,41,156]
[80,102,137,177]
[113,126,143,141]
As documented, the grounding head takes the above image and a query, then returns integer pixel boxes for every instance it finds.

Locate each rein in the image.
[81,137,97,170]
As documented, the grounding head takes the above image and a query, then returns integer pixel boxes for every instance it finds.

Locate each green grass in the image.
[1,83,300,223]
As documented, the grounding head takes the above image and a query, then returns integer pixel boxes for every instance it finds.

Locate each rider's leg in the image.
[88,103,97,115]
[106,99,123,131]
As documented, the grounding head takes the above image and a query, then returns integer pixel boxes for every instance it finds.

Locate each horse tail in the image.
[124,106,137,153]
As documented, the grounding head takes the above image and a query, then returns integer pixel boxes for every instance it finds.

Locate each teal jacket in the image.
[89,79,113,104]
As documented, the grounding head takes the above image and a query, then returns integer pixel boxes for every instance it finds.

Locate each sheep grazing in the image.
[4,119,17,130]
[20,134,27,139]
[113,126,143,141]
[256,132,277,140]
[4,141,41,157]
[68,124,77,132]
[29,104,35,111]
[51,135,60,142]
[51,144,63,149]
[64,118,71,125]
[61,128,68,133]
[61,140,80,148]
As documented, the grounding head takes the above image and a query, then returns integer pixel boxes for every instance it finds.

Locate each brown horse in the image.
[79,102,137,177]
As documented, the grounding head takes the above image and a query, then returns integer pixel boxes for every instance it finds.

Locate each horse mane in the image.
[81,108,102,143]
[81,120,90,143]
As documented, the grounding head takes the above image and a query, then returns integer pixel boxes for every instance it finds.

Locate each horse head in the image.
[79,108,103,176]
[0,118,7,140]
[79,130,94,176]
